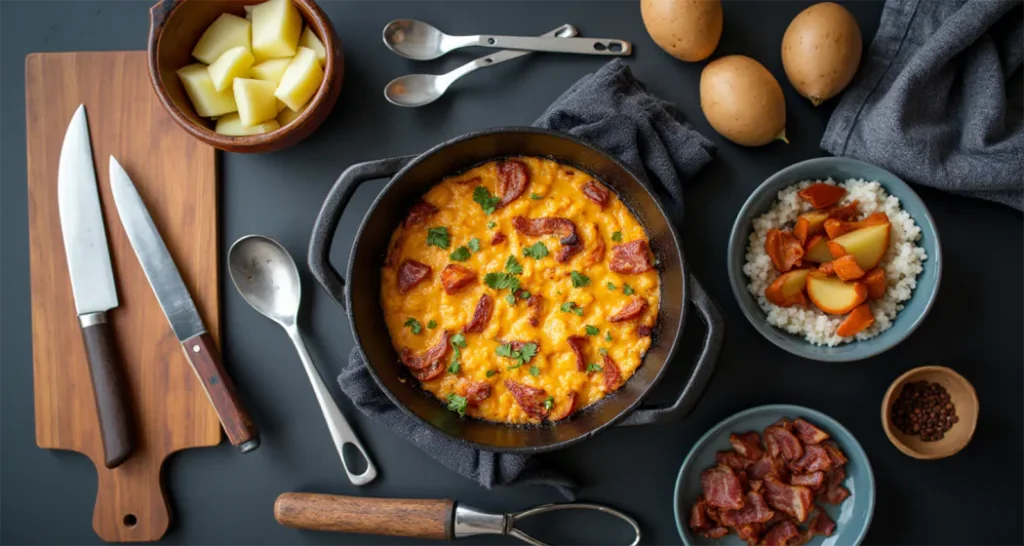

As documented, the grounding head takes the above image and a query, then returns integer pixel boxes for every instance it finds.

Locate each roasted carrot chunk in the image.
[798,183,847,209]
[824,212,889,239]
[828,200,860,221]
[827,241,848,259]
[864,268,886,299]
[793,216,812,245]
[837,304,875,337]
[765,229,805,273]
[832,255,866,281]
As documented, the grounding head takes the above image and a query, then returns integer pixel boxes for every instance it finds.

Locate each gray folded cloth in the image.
[337,59,715,496]
[821,0,1023,210]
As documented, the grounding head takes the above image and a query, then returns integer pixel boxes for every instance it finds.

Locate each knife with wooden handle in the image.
[57,105,134,468]
[108,156,260,453]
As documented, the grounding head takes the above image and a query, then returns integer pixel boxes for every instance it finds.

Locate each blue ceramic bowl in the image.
[727,157,942,362]
[673,405,875,546]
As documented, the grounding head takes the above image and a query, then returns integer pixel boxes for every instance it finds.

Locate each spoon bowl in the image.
[385,73,446,107]
[383,19,446,61]
[228,235,301,326]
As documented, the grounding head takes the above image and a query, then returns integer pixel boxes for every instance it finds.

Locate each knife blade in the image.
[109,156,259,453]
[57,105,134,469]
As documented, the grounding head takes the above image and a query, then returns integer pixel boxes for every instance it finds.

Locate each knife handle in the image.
[181,332,260,452]
[79,312,134,468]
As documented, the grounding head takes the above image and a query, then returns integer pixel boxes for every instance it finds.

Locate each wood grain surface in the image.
[181,332,259,451]
[26,51,221,542]
[274,493,455,540]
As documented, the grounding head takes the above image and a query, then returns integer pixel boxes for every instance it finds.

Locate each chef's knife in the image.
[57,105,134,469]
[109,156,260,453]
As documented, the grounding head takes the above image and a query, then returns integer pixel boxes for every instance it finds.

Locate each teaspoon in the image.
[383,19,631,61]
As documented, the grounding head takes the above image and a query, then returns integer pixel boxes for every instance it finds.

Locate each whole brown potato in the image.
[782,2,863,106]
[700,55,787,146]
[641,0,723,62]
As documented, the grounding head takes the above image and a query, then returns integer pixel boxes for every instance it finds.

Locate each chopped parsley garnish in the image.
[496,342,538,369]
[605,331,613,341]
[473,186,501,215]
[584,325,599,336]
[467,237,481,252]
[543,396,555,411]
[611,231,623,242]
[599,348,609,356]
[426,226,450,249]
[571,271,590,288]
[560,301,584,316]
[505,294,516,305]
[606,282,617,291]
[486,369,498,378]
[427,320,437,329]
[529,193,543,200]
[586,363,603,373]
[449,246,471,261]
[522,242,548,260]
[486,221,497,229]
[448,333,467,374]
[404,317,422,334]
[623,283,635,295]
[519,290,531,299]
[485,256,526,305]
[505,255,523,275]
[529,365,540,377]
[446,393,468,416]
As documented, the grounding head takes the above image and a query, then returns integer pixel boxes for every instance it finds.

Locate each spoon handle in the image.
[440,24,579,87]
[287,327,377,486]
[467,35,631,56]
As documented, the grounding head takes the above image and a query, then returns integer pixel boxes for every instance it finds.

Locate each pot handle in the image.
[308,156,416,312]
[616,273,723,427]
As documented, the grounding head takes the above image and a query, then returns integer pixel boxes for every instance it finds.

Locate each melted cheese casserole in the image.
[381,156,660,424]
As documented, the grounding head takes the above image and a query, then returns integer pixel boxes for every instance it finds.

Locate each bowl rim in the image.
[726,156,943,362]
[672,403,876,546]
[880,365,979,460]
[146,0,341,151]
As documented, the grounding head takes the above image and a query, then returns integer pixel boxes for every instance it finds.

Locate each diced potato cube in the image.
[251,58,290,86]
[177,63,237,117]
[192,14,251,65]
[276,99,288,113]
[251,0,302,61]
[298,27,326,65]
[233,78,278,127]
[215,112,280,136]
[277,102,307,126]
[274,47,323,111]
[207,46,255,92]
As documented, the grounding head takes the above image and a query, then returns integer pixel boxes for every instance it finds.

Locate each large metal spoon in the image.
[385,24,578,107]
[228,235,377,486]
[382,19,631,61]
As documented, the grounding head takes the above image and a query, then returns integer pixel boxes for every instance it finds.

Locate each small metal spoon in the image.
[228,235,377,486]
[382,19,631,61]
[385,24,578,107]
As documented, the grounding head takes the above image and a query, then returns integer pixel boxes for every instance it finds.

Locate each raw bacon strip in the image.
[441,264,476,295]
[549,392,577,421]
[397,260,432,293]
[749,480,763,493]
[526,294,544,327]
[729,431,764,461]
[763,475,814,523]
[772,418,794,431]
[823,484,850,505]
[566,335,588,372]
[400,330,450,370]
[720,491,775,527]
[700,464,745,510]
[749,456,774,480]
[789,444,833,473]
[410,360,445,381]
[609,240,654,274]
[793,418,830,444]
[511,216,580,247]
[761,520,800,546]
[463,294,494,333]
[496,160,530,208]
[504,379,549,420]
[689,497,711,530]
[385,236,404,267]
[490,232,506,245]
[602,354,623,392]
[609,297,648,322]
[457,379,492,405]
[790,471,825,488]
[765,425,804,462]
[404,200,438,227]
[581,180,610,207]
[715,450,752,471]
[809,510,837,536]
[822,440,849,467]
[734,523,765,544]
[700,527,729,539]
[556,243,583,263]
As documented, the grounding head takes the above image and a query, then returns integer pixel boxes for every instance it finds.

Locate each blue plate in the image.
[726,157,942,362]
[674,405,875,546]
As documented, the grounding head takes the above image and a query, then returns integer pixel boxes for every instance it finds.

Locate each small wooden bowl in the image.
[147,0,343,153]
[881,365,978,460]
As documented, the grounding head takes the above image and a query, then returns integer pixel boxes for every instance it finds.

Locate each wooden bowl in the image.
[147,0,343,153]
[881,366,978,460]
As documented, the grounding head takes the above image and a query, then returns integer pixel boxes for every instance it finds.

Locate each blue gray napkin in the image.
[822,0,1023,210]
[337,59,715,496]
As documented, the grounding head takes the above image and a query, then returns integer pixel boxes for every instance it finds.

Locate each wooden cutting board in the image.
[26,51,221,542]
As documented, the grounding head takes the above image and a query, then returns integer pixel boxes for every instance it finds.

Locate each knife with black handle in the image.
[57,105,134,468]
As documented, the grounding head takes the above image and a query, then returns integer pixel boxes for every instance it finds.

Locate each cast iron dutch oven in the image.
[308,127,724,454]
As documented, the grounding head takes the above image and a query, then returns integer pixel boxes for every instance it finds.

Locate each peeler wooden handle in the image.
[274,493,454,540]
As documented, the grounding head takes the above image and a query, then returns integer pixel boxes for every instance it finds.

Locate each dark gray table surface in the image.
[2,1,1022,544]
